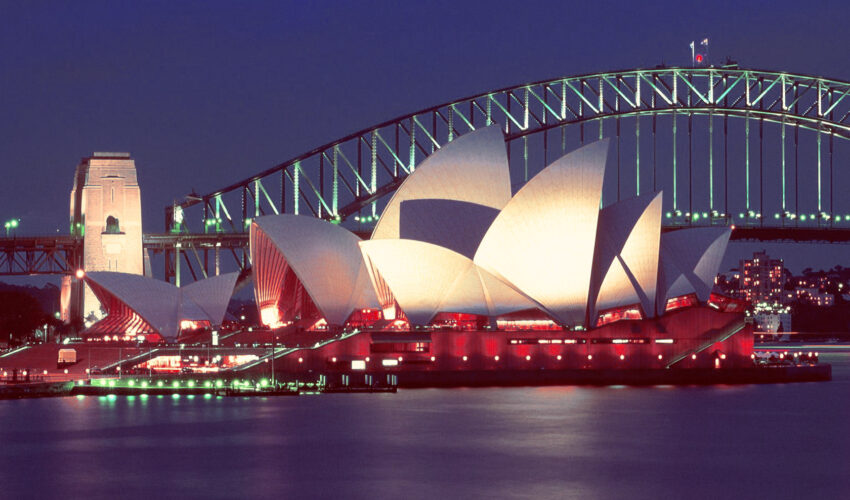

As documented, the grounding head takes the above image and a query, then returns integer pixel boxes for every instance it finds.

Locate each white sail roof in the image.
[360,239,536,325]
[371,125,512,256]
[252,215,378,325]
[657,227,732,310]
[474,140,609,327]
[84,272,182,339]
[590,192,662,319]
[181,272,240,325]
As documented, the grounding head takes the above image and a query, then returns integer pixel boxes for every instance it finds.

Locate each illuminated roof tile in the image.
[180,272,240,326]
[371,125,512,254]
[590,192,662,319]
[657,227,732,310]
[474,140,609,327]
[84,271,182,338]
[360,239,536,325]
[251,215,378,326]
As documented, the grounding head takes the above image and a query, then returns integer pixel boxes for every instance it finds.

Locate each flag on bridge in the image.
[692,38,709,66]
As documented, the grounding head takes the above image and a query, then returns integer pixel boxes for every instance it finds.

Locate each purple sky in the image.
[1,0,849,280]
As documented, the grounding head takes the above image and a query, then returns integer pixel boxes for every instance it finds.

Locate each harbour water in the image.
[1,355,848,500]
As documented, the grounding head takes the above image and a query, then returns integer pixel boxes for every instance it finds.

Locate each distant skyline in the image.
[2,0,850,279]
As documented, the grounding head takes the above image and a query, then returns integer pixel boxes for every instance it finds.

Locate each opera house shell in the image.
[251,125,733,332]
[81,271,240,341]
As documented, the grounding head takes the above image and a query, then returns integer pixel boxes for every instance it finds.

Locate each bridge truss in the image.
[167,65,850,244]
[0,236,82,276]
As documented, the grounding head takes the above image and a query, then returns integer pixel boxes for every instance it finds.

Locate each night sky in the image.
[2,0,849,280]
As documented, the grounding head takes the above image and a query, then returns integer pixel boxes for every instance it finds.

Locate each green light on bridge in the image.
[4,219,19,236]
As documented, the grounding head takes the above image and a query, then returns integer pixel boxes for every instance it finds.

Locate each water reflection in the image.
[0,355,847,499]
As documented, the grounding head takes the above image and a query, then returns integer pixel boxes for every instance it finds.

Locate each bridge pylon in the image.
[60,152,144,326]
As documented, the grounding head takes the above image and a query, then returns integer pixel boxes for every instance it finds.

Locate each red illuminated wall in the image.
[257,306,752,375]
[82,280,158,340]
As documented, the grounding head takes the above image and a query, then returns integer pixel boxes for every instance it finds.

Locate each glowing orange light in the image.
[75,269,85,279]
[259,307,282,328]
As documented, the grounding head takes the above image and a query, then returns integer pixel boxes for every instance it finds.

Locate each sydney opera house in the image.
[81,126,753,376]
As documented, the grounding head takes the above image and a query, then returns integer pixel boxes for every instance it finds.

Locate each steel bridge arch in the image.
[165,65,850,245]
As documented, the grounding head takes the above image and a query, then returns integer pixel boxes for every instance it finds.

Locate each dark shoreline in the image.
[0,364,831,400]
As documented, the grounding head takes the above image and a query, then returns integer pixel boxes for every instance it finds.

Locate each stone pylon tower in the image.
[60,153,143,324]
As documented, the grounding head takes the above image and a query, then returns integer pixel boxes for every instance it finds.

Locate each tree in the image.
[0,290,47,346]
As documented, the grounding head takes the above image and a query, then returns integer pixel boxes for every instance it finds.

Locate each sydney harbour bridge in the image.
[3,64,850,284]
